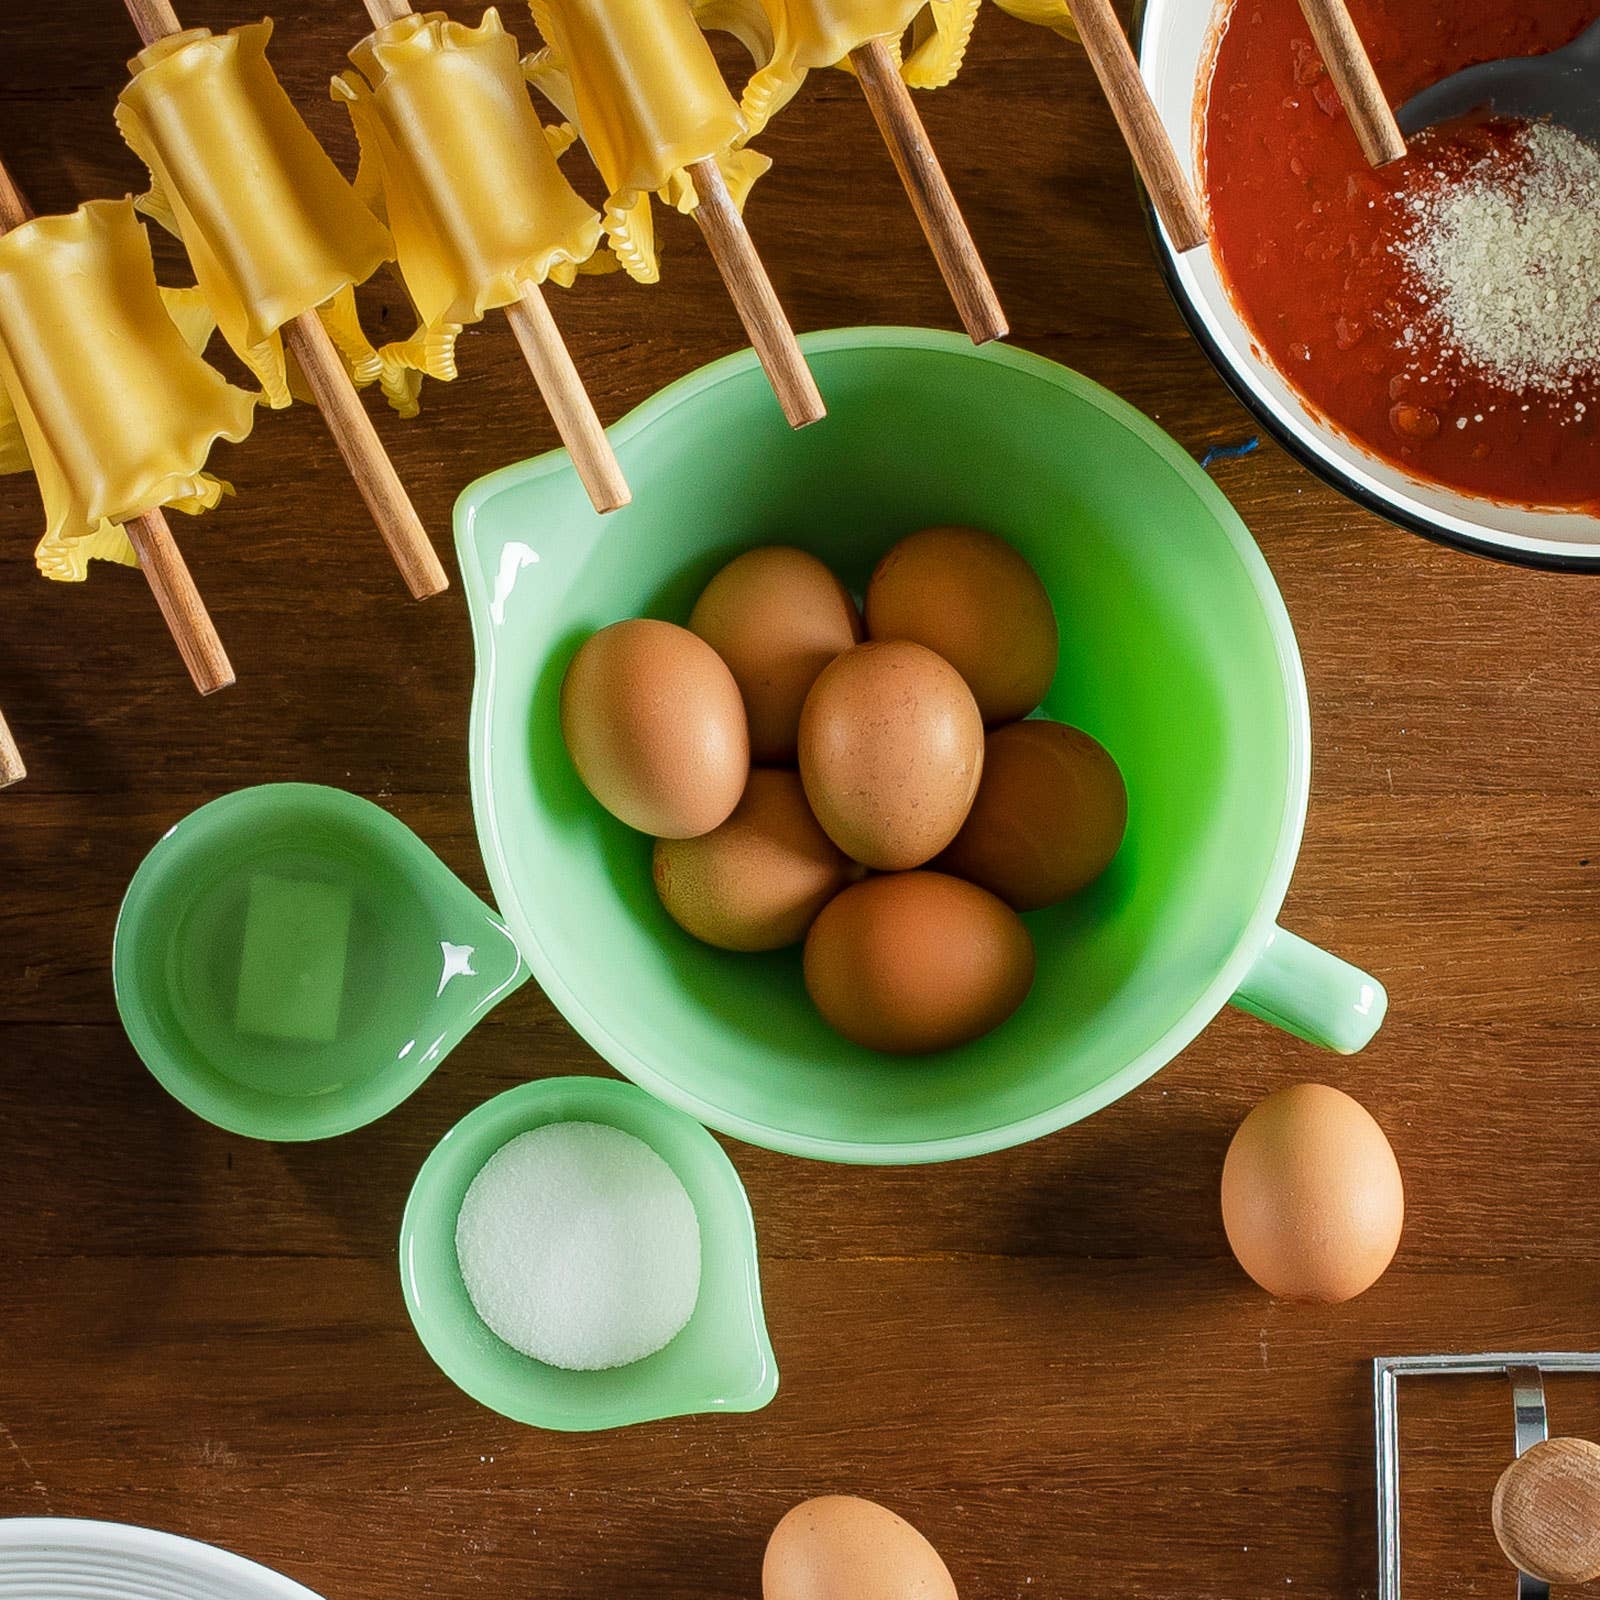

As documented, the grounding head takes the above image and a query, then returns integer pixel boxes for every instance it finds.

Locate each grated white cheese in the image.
[1396,123,1600,396]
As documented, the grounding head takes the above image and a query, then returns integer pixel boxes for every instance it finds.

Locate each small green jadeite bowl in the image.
[456,328,1386,1166]
[399,1076,776,1430]
[113,785,527,1141]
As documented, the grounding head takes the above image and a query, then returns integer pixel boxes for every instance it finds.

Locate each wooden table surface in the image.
[3,4,1598,1597]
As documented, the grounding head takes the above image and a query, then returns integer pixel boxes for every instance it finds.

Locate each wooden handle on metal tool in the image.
[687,158,825,429]
[126,0,447,597]
[0,153,234,694]
[0,712,24,788]
[1061,0,1208,254]
[1294,0,1406,167]
[850,38,1006,345]
[1493,1437,1600,1587]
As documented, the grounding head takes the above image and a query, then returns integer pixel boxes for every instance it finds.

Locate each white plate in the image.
[0,1519,327,1600]
[1134,0,1600,569]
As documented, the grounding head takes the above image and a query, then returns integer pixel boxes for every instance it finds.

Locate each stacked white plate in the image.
[0,1520,326,1599]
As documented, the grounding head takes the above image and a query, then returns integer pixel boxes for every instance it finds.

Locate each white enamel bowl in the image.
[1135,0,1600,569]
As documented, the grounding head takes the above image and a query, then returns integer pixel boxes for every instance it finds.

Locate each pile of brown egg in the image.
[559,526,1127,1054]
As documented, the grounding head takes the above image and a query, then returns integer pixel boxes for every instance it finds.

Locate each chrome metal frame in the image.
[1373,1353,1600,1600]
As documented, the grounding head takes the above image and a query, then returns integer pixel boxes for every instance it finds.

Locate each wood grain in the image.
[1295,0,1407,167]
[3,3,1599,1599]
[851,39,1007,345]
[123,0,183,47]
[688,158,826,429]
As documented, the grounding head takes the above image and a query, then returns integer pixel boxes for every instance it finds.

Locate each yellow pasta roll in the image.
[0,199,256,582]
[525,0,769,282]
[116,21,393,406]
[700,0,979,133]
[989,0,1078,44]
[335,7,602,414]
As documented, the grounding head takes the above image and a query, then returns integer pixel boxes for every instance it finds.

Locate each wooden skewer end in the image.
[503,284,632,515]
[850,38,1008,345]
[124,0,184,47]
[282,312,448,600]
[1295,0,1407,168]
[687,159,825,429]
[1063,0,1209,253]
[122,509,236,695]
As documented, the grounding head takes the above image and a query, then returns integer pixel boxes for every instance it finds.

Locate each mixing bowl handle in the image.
[1229,925,1387,1054]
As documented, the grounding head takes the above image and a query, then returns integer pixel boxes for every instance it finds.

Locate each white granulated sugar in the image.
[1397,123,1600,394]
[455,1121,701,1371]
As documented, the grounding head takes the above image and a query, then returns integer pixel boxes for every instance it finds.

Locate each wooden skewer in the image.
[124,0,448,599]
[280,314,447,597]
[1295,0,1406,167]
[1061,0,1208,254]
[850,38,1006,345]
[0,156,235,695]
[501,290,630,509]
[686,158,825,428]
[0,710,24,788]
[359,0,630,514]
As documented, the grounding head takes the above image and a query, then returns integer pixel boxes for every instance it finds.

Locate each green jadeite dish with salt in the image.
[400,1075,777,1431]
[457,327,1387,1166]
[113,784,527,1140]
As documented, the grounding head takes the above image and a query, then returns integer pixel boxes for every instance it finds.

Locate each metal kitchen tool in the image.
[1374,1352,1600,1599]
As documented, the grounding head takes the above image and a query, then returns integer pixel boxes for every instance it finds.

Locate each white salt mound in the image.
[455,1121,702,1371]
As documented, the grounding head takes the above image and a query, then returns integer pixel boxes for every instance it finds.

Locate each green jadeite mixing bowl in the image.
[457,328,1386,1165]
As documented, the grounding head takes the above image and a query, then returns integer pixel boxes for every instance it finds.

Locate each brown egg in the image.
[798,641,984,871]
[653,769,860,951]
[1221,1083,1404,1304]
[763,1495,958,1600]
[937,720,1127,910]
[804,872,1034,1053]
[559,619,748,838]
[865,525,1058,724]
[689,546,863,762]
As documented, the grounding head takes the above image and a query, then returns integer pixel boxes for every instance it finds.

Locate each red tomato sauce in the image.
[1203,0,1600,510]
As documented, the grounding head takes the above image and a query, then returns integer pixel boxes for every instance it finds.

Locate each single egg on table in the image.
[1221,1082,1404,1305]
[764,1494,958,1600]
[865,525,1058,725]
[654,768,861,952]
[804,871,1035,1054]
[937,720,1127,910]
[799,640,984,871]
[689,546,863,762]
[560,618,749,838]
